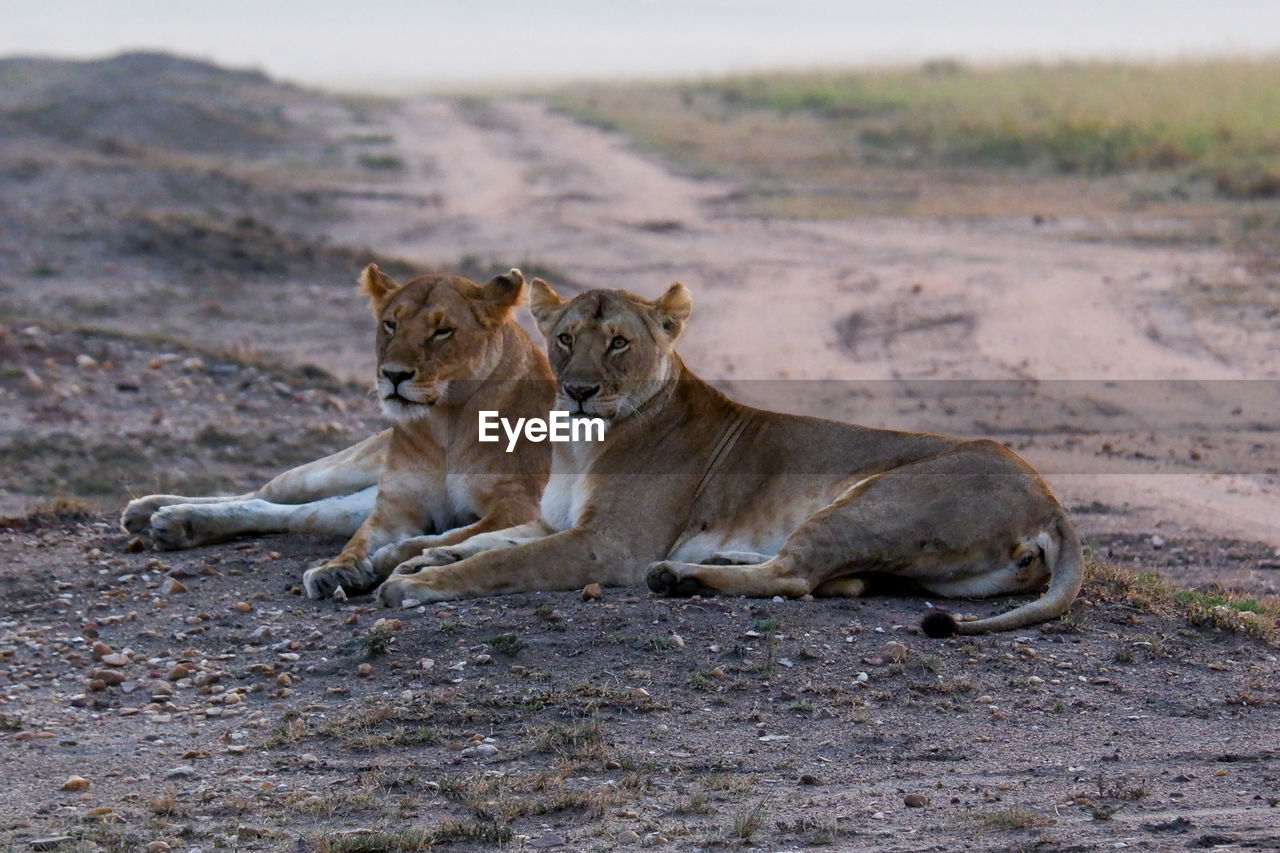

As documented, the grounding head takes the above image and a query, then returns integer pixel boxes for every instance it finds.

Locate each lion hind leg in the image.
[150,488,376,550]
[646,556,811,599]
[812,576,871,598]
[121,493,251,534]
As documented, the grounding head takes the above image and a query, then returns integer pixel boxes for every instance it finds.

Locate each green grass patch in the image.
[316,819,512,851]
[1085,562,1279,643]
[555,59,1280,185]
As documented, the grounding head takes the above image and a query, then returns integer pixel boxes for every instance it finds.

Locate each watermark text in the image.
[479,410,607,452]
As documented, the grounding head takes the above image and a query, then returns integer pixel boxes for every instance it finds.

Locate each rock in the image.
[904,793,928,808]
[331,585,348,603]
[147,843,173,852]
[90,668,127,686]
[604,759,623,770]
[101,652,130,667]
[160,577,187,595]
[619,830,641,844]
[581,582,603,600]
[29,838,75,851]
[167,663,194,681]
[165,765,196,779]
[1151,535,1166,549]
[529,833,566,849]
[230,601,253,613]
[125,536,146,553]
[799,773,822,785]
[460,743,498,758]
[356,663,372,677]
[59,775,91,791]
[642,833,669,847]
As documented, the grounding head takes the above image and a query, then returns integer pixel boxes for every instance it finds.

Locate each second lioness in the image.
[122,265,554,599]
[376,279,1083,636]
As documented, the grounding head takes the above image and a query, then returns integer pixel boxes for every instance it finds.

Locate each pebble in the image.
[167,663,194,681]
[160,577,187,595]
[460,743,498,758]
[619,830,641,844]
[799,773,822,785]
[356,663,372,677]
[529,833,566,849]
[642,833,669,847]
[101,653,130,667]
[165,765,196,779]
[30,838,75,851]
[331,585,348,603]
[904,793,928,808]
[90,668,127,686]
[230,601,253,613]
[581,583,603,600]
[146,843,172,853]
[59,775,91,791]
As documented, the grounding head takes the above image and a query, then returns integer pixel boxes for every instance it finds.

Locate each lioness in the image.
[375,280,1083,636]
[122,265,554,600]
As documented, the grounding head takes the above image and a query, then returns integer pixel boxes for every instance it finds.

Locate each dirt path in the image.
[328,97,1280,552]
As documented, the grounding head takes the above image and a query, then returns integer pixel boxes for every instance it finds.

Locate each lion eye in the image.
[609,336,629,351]
[382,319,397,333]
[433,327,454,340]
[557,333,573,349]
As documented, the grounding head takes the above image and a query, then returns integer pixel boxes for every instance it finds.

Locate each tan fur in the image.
[121,265,554,601]
[376,280,1083,636]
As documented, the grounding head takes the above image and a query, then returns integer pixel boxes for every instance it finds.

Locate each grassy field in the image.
[550,59,1280,224]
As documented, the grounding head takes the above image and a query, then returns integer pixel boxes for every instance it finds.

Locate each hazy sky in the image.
[3,0,1279,91]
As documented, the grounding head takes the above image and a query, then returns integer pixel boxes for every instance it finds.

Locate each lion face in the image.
[360,265,526,421]
[529,279,691,421]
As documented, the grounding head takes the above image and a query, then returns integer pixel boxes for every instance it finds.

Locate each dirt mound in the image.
[0,51,311,156]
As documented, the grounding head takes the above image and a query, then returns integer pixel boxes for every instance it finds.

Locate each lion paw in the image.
[371,537,438,575]
[304,557,376,600]
[375,573,447,609]
[149,506,204,550]
[121,495,183,535]
[645,561,706,598]
[395,546,464,573]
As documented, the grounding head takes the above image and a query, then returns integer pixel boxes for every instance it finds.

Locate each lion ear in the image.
[529,277,568,337]
[477,268,526,325]
[653,282,692,340]
[359,264,402,317]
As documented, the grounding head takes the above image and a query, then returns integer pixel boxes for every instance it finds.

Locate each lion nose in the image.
[382,367,415,387]
[563,383,600,403]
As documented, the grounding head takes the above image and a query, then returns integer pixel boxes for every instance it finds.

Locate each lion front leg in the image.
[375,525,628,608]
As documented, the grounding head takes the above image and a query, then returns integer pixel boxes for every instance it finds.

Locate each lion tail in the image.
[921,515,1084,637]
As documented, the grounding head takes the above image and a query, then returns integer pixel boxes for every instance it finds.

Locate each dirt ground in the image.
[1,55,1279,852]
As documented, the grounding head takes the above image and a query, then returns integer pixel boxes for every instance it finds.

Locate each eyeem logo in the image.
[479,411,607,452]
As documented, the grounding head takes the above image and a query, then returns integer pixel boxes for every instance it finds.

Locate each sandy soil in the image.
[2,62,1279,852]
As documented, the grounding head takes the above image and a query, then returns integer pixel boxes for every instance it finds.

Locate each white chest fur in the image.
[539,440,595,531]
